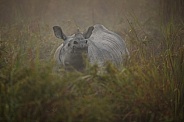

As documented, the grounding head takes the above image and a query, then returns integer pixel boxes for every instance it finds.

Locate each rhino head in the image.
[53,26,94,70]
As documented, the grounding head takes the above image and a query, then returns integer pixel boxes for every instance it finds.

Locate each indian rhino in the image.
[53,24,129,70]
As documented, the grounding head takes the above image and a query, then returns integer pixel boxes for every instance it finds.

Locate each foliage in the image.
[0,19,184,122]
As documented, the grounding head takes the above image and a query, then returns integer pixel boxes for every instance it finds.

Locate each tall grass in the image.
[0,19,184,122]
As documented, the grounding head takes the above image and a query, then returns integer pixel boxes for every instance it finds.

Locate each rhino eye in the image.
[68,43,71,47]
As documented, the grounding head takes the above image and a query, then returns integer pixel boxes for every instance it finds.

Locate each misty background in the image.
[0,0,183,59]
[0,0,159,35]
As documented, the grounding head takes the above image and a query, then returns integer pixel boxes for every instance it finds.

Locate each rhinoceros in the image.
[53,24,129,70]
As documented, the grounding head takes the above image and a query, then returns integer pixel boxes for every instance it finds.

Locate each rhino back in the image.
[88,24,128,66]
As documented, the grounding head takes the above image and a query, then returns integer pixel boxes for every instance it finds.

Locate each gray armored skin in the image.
[53,24,129,70]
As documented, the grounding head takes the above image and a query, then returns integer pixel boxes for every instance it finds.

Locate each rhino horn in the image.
[53,26,67,40]
[83,26,94,39]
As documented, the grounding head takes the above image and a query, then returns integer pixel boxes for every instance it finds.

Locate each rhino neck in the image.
[64,52,87,71]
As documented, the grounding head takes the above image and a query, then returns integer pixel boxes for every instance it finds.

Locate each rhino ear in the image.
[53,26,67,40]
[83,26,94,39]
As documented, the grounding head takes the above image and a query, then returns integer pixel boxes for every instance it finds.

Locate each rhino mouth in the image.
[65,46,88,71]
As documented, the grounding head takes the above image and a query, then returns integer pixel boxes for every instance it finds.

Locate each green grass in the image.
[0,20,184,122]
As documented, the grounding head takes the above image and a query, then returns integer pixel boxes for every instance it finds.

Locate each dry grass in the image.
[0,18,184,122]
[0,0,184,122]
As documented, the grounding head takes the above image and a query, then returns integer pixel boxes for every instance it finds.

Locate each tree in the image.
[160,0,184,24]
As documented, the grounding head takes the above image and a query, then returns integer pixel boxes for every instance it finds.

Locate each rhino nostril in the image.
[68,43,71,47]
[85,40,88,43]
[74,41,78,44]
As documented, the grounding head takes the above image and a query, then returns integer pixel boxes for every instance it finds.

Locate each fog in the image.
[0,0,159,34]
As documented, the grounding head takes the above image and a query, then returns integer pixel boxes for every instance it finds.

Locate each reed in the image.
[0,1,184,121]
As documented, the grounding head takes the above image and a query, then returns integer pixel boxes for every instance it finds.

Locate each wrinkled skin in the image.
[59,33,88,70]
[87,24,129,67]
[53,26,93,70]
[53,24,129,71]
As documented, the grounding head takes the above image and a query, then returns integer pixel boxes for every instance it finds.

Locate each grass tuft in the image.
[0,20,184,122]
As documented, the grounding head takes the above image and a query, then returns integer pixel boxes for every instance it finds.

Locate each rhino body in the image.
[53,24,129,70]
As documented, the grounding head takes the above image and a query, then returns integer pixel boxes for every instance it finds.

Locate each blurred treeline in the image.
[1,0,183,24]
[0,0,183,36]
[0,0,159,31]
[160,0,184,24]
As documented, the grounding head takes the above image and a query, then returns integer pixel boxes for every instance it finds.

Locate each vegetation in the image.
[0,20,183,122]
[0,0,184,122]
